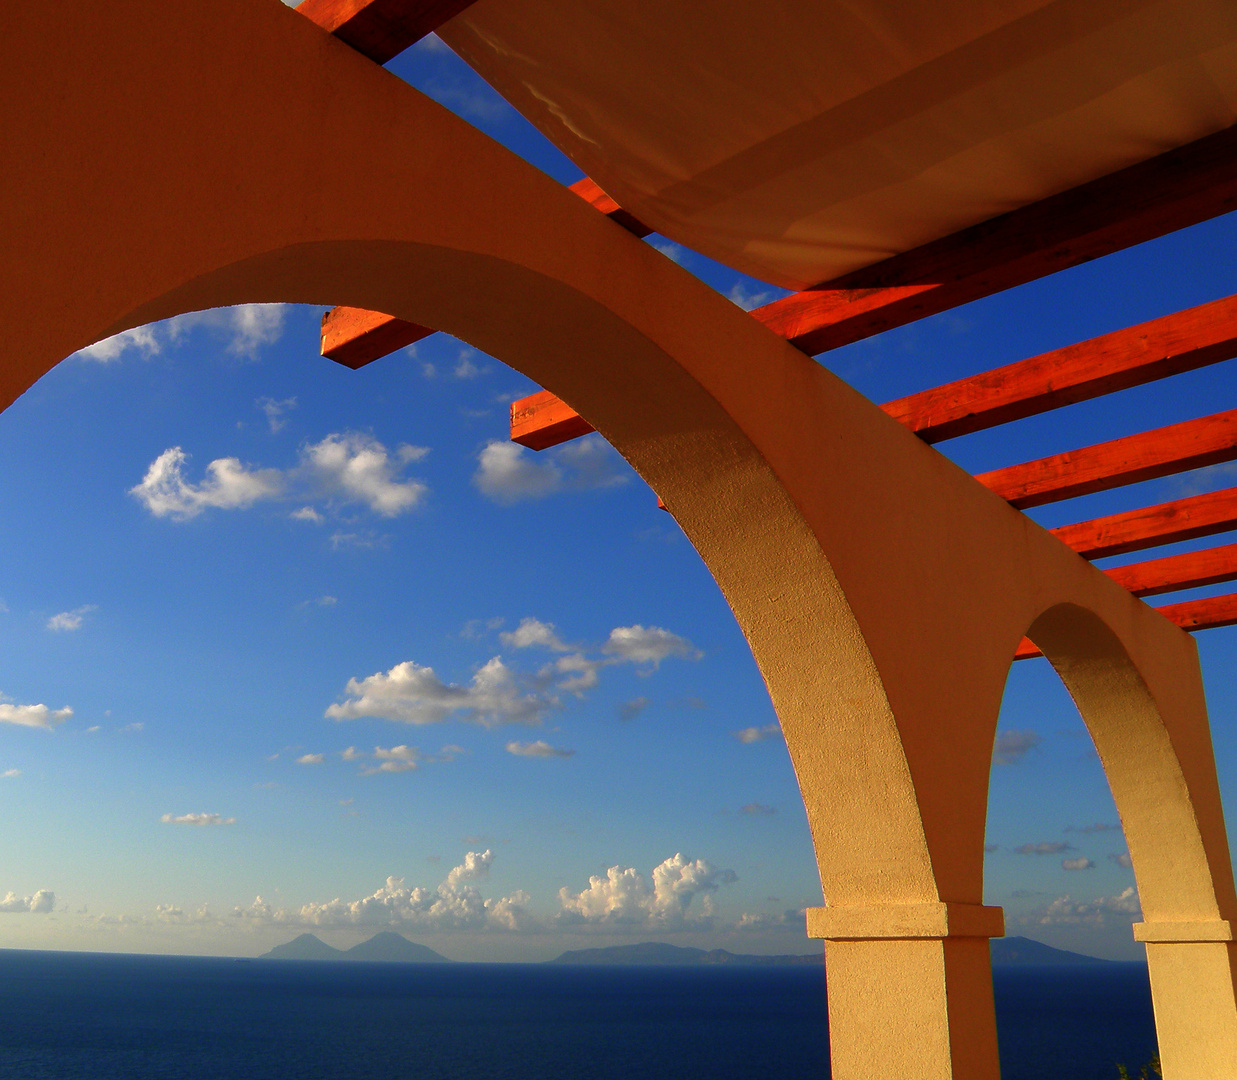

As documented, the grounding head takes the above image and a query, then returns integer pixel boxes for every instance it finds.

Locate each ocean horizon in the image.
[0,947,1156,1079]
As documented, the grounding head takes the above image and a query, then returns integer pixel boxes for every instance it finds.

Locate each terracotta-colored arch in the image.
[7,1,1237,1076]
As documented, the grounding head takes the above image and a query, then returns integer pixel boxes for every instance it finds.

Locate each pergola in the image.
[6,0,1237,1075]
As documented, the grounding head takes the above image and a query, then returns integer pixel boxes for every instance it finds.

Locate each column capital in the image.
[806,901,1005,941]
[1133,920,1234,942]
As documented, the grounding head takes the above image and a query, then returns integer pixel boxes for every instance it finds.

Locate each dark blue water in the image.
[0,950,1155,1079]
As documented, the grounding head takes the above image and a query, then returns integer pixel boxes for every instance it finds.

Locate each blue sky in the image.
[2,30,1237,963]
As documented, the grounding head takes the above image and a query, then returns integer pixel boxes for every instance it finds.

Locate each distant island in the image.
[549,942,821,965]
[989,936,1108,966]
[259,932,1106,967]
[260,931,450,964]
[550,937,1107,967]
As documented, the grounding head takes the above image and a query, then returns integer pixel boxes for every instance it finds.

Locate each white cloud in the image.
[733,908,807,932]
[500,617,572,652]
[543,654,601,696]
[726,283,775,311]
[454,354,481,379]
[1061,857,1095,871]
[993,729,1041,766]
[619,697,649,721]
[46,605,97,632]
[1,769,19,778]
[1109,852,1134,869]
[0,702,72,730]
[302,433,428,517]
[1035,886,1140,926]
[474,441,562,504]
[557,853,737,930]
[473,435,629,506]
[231,851,533,931]
[161,812,236,826]
[296,753,324,766]
[366,745,423,773]
[603,625,701,667]
[130,447,283,520]
[326,657,550,727]
[734,724,781,744]
[133,433,428,523]
[0,889,55,913]
[167,304,288,359]
[77,305,288,365]
[341,746,363,761]
[1015,841,1072,856]
[76,325,160,363]
[506,740,574,758]
[258,396,297,433]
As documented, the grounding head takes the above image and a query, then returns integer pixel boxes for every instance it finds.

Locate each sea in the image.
[0,950,1157,1080]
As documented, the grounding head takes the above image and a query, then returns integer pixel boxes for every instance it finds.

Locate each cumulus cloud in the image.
[733,908,807,932]
[1109,852,1133,869]
[992,729,1041,766]
[231,850,533,932]
[506,740,574,758]
[1014,841,1072,856]
[329,619,698,728]
[257,396,296,433]
[557,853,737,930]
[0,701,72,730]
[727,283,776,311]
[0,890,55,913]
[619,697,649,721]
[1,769,20,779]
[474,441,562,504]
[603,625,701,667]
[161,813,236,826]
[76,305,288,364]
[296,753,324,766]
[361,743,469,775]
[1061,857,1096,871]
[47,605,97,632]
[167,304,288,359]
[473,434,629,505]
[501,617,572,652]
[75,325,161,363]
[131,433,428,522]
[543,654,601,696]
[1035,886,1140,926]
[301,433,428,516]
[130,447,283,521]
[326,657,550,727]
[734,723,781,744]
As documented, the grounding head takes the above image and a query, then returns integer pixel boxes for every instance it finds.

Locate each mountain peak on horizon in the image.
[259,931,451,964]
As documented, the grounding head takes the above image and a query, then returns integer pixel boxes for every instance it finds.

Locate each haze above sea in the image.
[0,949,1156,1080]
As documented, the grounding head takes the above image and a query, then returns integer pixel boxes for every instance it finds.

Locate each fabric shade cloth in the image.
[440,0,1237,291]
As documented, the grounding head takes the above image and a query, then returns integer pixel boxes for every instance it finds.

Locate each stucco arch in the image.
[1025,601,1234,924]
[8,1,1237,1075]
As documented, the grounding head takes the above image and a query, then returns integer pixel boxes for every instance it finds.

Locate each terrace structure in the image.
[5,0,1237,1075]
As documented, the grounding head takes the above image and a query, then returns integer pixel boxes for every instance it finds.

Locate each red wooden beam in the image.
[754,122,1237,357]
[508,292,1237,451]
[317,174,650,369]
[883,294,1237,443]
[295,0,477,64]
[1104,542,1237,599]
[1051,487,1237,561]
[511,390,596,451]
[321,305,434,369]
[977,409,1237,510]
[1015,591,1237,660]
